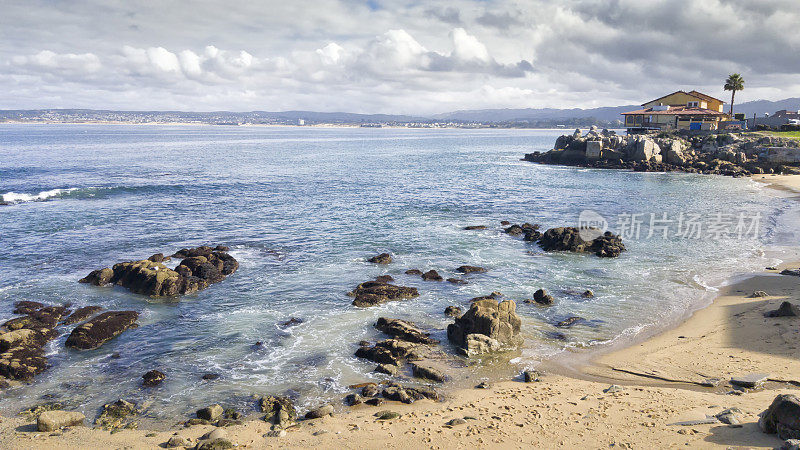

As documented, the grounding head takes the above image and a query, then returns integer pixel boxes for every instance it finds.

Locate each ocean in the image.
[0,124,793,424]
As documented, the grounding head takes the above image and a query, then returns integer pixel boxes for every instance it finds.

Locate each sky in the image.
[1,0,799,114]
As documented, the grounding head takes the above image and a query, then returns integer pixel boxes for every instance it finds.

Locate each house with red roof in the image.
[622,90,730,132]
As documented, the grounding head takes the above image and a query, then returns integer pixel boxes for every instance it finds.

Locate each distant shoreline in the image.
[0,121,584,131]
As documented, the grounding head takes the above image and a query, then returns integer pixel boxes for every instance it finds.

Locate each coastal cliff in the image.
[525,127,800,176]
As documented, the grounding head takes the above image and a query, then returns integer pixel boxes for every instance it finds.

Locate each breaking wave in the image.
[1,188,79,204]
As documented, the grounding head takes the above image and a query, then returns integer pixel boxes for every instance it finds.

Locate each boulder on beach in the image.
[411,363,447,383]
[375,317,439,345]
[65,311,139,350]
[37,410,85,431]
[765,302,800,317]
[260,396,296,429]
[367,253,392,264]
[538,227,625,257]
[347,281,419,307]
[79,246,238,297]
[759,394,800,440]
[447,297,522,356]
[96,399,138,431]
[304,404,334,419]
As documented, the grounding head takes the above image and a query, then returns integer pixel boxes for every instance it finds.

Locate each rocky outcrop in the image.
[347,281,419,307]
[62,306,103,325]
[421,270,443,281]
[375,318,438,345]
[260,396,296,429]
[525,130,800,177]
[444,306,462,318]
[533,288,554,305]
[765,302,800,317]
[455,265,486,274]
[447,297,522,356]
[79,246,238,297]
[142,369,166,387]
[355,339,420,366]
[65,311,139,350]
[367,253,392,264]
[537,227,625,257]
[759,394,800,440]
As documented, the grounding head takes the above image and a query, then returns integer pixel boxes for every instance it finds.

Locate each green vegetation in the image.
[763,130,800,139]
[724,74,745,117]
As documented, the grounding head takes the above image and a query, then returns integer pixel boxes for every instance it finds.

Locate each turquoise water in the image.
[0,124,789,422]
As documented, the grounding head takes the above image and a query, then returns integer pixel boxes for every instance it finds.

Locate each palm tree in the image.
[724,73,744,118]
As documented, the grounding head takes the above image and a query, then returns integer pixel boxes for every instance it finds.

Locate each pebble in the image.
[603,385,624,394]
[446,418,467,426]
[265,429,287,437]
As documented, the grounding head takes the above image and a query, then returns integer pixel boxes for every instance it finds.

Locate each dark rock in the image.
[201,373,220,381]
[765,302,800,317]
[455,265,486,274]
[375,317,438,344]
[538,227,626,257]
[582,290,595,298]
[304,404,334,419]
[79,268,114,286]
[374,364,399,375]
[358,340,371,347]
[344,394,363,406]
[447,297,522,356]
[374,275,394,283]
[348,281,419,307]
[759,394,800,440]
[65,311,139,350]
[364,398,383,406]
[780,269,800,277]
[278,317,304,328]
[367,253,392,265]
[62,306,103,325]
[13,301,44,315]
[355,339,418,365]
[463,225,487,230]
[446,278,467,285]
[197,404,224,421]
[405,269,423,276]
[500,221,511,226]
[444,306,462,318]
[504,225,524,235]
[411,364,446,383]
[147,253,165,263]
[533,289,554,306]
[0,344,48,381]
[556,316,585,328]
[142,369,166,387]
[81,247,238,297]
[475,381,490,389]
[260,396,296,429]
[375,411,401,420]
[361,384,380,397]
[421,270,443,281]
[523,230,542,241]
[446,418,466,426]
[523,370,540,383]
[214,245,230,252]
[96,399,138,431]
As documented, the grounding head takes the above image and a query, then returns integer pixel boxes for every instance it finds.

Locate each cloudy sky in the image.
[1,0,799,114]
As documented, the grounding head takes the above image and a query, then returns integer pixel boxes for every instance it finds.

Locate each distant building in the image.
[298,119,305,126]
[621,90,729,132]
[749,109,800,129]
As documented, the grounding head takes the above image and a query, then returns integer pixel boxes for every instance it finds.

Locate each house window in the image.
[687,101,699,107]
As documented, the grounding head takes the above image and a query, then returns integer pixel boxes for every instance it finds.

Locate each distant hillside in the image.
[731,97,800,117]
[433,105,638,123]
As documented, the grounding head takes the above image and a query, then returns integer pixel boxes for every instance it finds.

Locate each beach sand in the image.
[2,175,799,449]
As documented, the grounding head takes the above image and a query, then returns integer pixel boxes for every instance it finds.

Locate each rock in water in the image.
[374,317,439,344]
[142,369,166,387]
[348,281,419,307]
[61,306,103,325]
[455,265,486,274]
[421,270,443,281]
[12,301,44,315]
[447,297,522,356]
[37,410,85,431]
[411,364,446,383]
[355,339,418,366]
[80,246,238,297]
[64,311,138,350]
[533,289,554,305]
[765,302,800,317]
[538,227,625,257]
[759,394,800,440]
[367,253,392,264]
[444,306,462,318]
[556,316,585,328]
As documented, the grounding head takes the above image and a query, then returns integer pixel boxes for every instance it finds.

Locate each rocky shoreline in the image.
[524,127,800,176]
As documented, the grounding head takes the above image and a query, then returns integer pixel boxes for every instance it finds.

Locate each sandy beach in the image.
[2,175,799,449]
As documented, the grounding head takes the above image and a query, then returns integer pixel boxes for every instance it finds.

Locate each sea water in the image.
[0,124,792,424]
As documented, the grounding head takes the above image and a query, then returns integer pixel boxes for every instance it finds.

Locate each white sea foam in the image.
[1,188,78,203]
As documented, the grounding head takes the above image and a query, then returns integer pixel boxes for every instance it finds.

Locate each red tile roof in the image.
[621,105,728,116]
